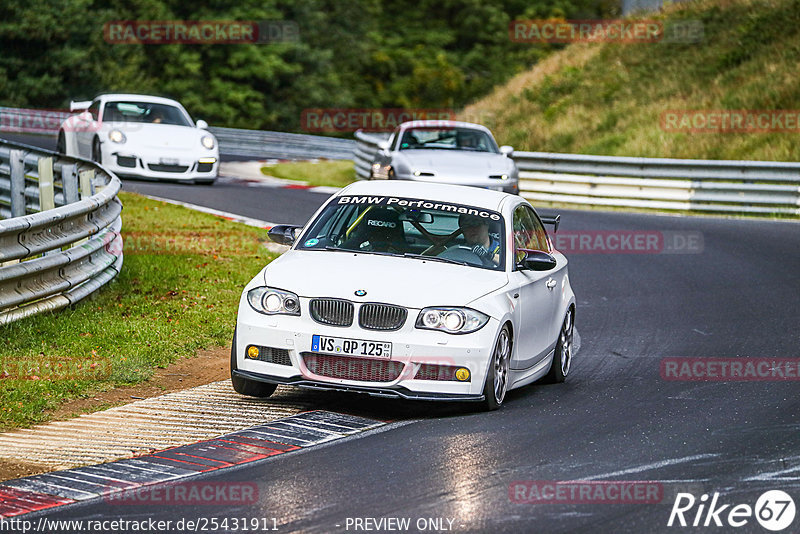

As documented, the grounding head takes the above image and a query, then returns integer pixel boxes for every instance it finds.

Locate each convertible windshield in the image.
[398,127,498,153]
[102,101,192,126]
[298,195,505,271]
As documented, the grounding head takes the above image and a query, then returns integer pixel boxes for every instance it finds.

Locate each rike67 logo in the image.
[668,490,795,531]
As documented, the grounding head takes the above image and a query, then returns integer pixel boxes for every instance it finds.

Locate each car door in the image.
[508,204,561,370]
[75,100,100,156]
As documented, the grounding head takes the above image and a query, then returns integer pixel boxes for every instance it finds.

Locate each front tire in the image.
[543,311,574,384]
[482,324,511,411]
[230,330,277,398]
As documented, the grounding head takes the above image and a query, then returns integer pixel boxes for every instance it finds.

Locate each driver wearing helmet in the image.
[459,213,501,266]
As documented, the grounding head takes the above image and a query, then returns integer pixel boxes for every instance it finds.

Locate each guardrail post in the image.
[38,157,55,212]
[9,149,25,218]
[61,163,79,205]
[79,169,94,199]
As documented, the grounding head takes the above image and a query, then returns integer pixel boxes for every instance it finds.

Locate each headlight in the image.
[415,307,489,334]
[201,135,215,150]
[109,130,126,144]
[247,287,300,316]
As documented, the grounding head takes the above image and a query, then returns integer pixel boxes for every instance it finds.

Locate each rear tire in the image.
[481,324,512,411]
[543,311,574,384]
[56,131,66,154]
[91,137,102,164]
[230,329,277,398]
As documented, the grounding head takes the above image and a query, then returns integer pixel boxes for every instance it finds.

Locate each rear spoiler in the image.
[70,100,91,112]
[541,214,560,233]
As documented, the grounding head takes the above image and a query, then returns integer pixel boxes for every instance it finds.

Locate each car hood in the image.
[398,150,515,176]
[103,123,207,151]
[261,250,508,308]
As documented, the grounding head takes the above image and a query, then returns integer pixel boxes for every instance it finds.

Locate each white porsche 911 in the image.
[232,181,575,409]
[57,93,219,184]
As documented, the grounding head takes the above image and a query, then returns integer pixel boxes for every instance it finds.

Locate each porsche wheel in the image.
[482,324,511,411]
[543,311,573,384]
[56,131,66,154]
[230,330,277,398]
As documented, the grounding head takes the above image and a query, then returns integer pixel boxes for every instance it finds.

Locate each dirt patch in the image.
[0,346,230,482]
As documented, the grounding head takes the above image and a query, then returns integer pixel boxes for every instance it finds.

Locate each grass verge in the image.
[462,0,800,162]
[261,160,356,188]
[0,192,275,431]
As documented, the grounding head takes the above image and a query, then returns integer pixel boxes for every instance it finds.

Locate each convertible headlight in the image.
[109,129,126,144]
[201,135,215,150]
[247,287,300,316]
[415,307,489,334]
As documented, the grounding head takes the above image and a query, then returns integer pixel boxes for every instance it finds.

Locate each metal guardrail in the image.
[210,126,355,160]
[0,138,123,325]
[354,131,800,215]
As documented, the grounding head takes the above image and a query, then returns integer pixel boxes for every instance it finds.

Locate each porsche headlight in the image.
[416,307,489,334]
[247,287,300,316]
[201,135,215,150]
[109,129,126,144]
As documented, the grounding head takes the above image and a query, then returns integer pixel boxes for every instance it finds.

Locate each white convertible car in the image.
[58,94,219,184]
[232,181,575,410]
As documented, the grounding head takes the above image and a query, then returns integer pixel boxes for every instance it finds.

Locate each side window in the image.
[88,101,100,121]
[513,205,549,264]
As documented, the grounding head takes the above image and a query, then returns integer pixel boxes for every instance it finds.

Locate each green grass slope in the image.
[462,0,800,161]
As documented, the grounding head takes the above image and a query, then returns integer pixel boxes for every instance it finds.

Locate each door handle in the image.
[546,278,557,290]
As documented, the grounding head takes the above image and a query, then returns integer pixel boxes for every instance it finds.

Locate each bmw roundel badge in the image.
[354,289,367,297]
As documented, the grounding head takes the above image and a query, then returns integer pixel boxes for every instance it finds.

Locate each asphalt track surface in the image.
[7,134,800,532]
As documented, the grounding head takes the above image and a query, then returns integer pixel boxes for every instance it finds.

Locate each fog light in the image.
[455,367,470,381]
[247,346,260,359]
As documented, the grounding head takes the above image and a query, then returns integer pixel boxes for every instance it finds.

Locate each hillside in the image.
[461,0,800,161]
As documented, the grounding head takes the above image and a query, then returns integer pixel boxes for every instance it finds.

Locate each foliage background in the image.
[0,0,614,132]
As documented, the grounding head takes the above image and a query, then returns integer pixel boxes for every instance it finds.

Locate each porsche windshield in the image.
[298,195,505,271]
[398,127,498,153]
[102,101,192,126]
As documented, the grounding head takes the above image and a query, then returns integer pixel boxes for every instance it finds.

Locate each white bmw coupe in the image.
[232,181,575,409]
[58,94,219,184]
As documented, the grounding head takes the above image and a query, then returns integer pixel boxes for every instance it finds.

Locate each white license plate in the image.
[311,335,392,359]
[159,157,180,165]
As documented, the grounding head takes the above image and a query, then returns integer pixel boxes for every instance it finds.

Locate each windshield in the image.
[398,127,498,153]
[298,195,505,271]
[102,101,192,126]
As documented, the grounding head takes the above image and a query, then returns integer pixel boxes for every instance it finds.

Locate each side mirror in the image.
[518,250,557,271]
[196,119,209,129]
[500,145,514,157]
[268,224,302,246]
[377,140,390,151]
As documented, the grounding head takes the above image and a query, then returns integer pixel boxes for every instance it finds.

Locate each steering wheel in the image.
[437,244,483,266]
[420,229,463,256]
